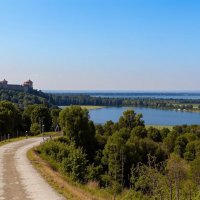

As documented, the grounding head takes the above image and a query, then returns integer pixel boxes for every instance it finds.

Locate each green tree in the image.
[50,108,61,130]
[118,110,144,130]
[30,123,40,135]
[31,105,52,132]
[174,136,188,157]
[147,127,162,142]
[131,126,147,138]
[163,131,177,154]
[59,106,96,159]
[102,128,129,186]
[190,156,200,186]
[62,143,88,182]
[0,101,22,136]
[166,154,188,200]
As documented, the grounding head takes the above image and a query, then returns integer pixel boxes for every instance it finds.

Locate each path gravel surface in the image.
[0,138,65,200]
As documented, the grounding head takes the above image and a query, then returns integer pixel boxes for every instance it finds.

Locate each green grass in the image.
[37,131,63,137]
[80,105,105,110]
[60,105,105,110]
[146,125,173,130]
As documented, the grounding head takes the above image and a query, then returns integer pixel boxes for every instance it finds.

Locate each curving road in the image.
[0,138,65,200]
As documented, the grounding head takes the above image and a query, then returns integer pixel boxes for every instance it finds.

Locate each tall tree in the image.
[31,105,52,132]
[59,106,96,159]
[118,110,144,130]
[0,101,22,136]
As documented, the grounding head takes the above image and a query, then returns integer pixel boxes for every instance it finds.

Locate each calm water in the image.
[89,107,200,125]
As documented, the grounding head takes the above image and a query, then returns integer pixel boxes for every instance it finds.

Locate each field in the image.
[146,125,173,130]
[60,105,105,110]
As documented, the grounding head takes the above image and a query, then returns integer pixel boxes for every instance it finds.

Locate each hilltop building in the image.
[0,79,33,92]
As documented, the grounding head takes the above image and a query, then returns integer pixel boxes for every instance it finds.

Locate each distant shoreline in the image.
[59,105,105,110]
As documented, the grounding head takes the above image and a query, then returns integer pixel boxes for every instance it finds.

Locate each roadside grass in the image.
[0,132,61,147]
[37,131,63,137]
[0,136,27,147]
[27,147,115,200]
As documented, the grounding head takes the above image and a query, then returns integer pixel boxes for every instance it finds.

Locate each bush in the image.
[30,123,40,135]
[39,139,88,182]
[62,143,88,182]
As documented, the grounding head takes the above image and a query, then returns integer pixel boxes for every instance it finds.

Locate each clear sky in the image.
[0,0,200,91]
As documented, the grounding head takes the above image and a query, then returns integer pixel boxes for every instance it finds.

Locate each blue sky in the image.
[0,0,200,90]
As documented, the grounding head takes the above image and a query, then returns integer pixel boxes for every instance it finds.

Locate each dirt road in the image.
[0,138,65,200]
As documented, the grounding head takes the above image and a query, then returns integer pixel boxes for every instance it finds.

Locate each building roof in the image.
[24,79,33,83]
[0,79,8,84]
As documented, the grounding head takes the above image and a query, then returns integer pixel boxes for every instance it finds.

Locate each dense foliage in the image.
[0,89,51,108]
[1,88,200,112]
[1,89,200,199]
[38,106,200,200]
[0,101,60,138]
[50,93,200,111]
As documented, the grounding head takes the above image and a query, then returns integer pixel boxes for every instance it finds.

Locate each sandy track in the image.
[0,138,65,200]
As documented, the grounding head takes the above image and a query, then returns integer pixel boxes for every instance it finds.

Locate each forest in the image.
[50,93,200,111]
[0,101,200,199]
[0,88,51,108]
[38,106,200,199]
[0,88,200,112]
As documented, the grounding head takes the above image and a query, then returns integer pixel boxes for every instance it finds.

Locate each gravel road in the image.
[0,138,65,200]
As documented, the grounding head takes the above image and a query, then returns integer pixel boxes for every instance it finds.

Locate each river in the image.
[89,107,200,125]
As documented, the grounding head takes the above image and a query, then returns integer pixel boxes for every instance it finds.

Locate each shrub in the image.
[30,123,40,135]
[62,143,88,182]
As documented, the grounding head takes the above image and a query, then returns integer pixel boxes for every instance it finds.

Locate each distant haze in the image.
[0,0,200,91]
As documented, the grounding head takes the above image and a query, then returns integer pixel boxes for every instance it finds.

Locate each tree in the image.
[30,123,40,135]
[166,154,188,200]
[130,126,147,138]
[59,106,96,159]
[190,156,200,186]
[118,110,144,130]
[31,105,52,132]
[102,128,129,187]
[147,127,162,142]
[174,136,188,157]
[50,108,61,130]
[184,141,196,161]
[131,156,166,198]
[0,101,22,136]
[22,105,38,132]
[62,143,88,182]
[104,120,115,137]
[163,131,177,154]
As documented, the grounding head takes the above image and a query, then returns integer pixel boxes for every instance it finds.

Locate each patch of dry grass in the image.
[0,136,26,147]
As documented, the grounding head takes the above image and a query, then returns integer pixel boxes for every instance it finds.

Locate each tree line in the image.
[1,88,200,112]
[38,106,200,200]
[0,101,60,140]
[0,89,52,108]
[0,100,200,198]
[50,93,200,111]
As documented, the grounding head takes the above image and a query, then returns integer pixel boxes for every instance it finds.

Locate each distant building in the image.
[0,79,33,92]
